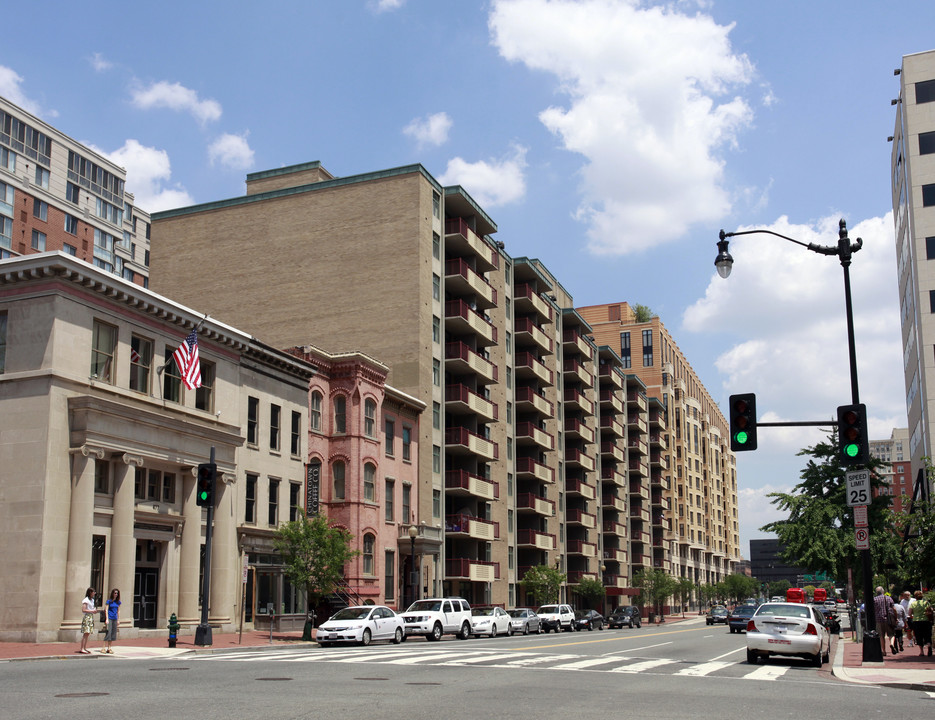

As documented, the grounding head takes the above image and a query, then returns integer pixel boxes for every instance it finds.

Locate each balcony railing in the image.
[515,351,554,386]
[516,492,555,516]
[567,539,597,557]
[445,299,497,346]
[565,508,596,528]
[514,386,554,416]
[598,364,623,388]
[445,513,500,540]
[444,217,499,270]
[516,528,556,550]
[515,316,554,354]
[515,456,554,483]
[445,426,499,460]
[515,421,555,450]
[445,469,498,501]
[445,383,498,421]
[445,558,500,582]
[445,341,497,384]
[514,283,553,321]
[563,388,594,414]
[445,257,497,307]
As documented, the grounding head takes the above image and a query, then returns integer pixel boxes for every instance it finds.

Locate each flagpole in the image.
[157,314,209,374]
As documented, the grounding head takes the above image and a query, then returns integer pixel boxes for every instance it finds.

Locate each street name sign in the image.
[846,469,870,507]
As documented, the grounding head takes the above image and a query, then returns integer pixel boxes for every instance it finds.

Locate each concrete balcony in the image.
[566,447,595,472]
[564,417,595,444]
[599,364,623,388]
[515,386,554,416]
[562,329,593,359]
[445,341,497,385]
[445,558,499,582]
[602,521,627,537]
[516,492,555,517]
[514,282,553,322]
[563,388,594,414]
[445,258,497,308]
[650,432,667,451]
[515,456,555,483]
[445,217,499,272]
[445,427,499,461]
[628,457,649,478]
[445,383,498,422]
[651,472,670,491]
[601,494,626,512]
[515,351,554,386]
[516,421,554,451]
[516,528,555,550]
[445,299,497,346]
[599,387,624,413]
[630,506,650,524]
[445,513,500,540]
[567,539,598,558]
[600,440,626,463]
[600,466,627,488]
[600,415,625,438]
[563,359,593,388]
[566,479,597,501]
[567,571,598,584]
[515,317,554,355]
[566,508,597,529]
[445,469,498,502]
[629,480,649,502]
[602,547,628,563]
[649,450,668,468]
[627,391,648,412]
[603,574,630,590]
[627,413,648,434]
[628,436,649,456]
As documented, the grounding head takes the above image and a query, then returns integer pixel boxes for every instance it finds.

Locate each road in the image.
[3,616,931,720]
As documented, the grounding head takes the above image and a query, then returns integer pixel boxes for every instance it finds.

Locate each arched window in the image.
[363,463,375,502]
[364,399,376,437]
[310,391,322,432]
[334,395,346,434]
[332,460,345,500]
[363,533,375,575]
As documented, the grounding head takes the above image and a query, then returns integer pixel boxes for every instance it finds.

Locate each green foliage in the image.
[633,569,677,616]
[272,511,360,623]
[633,304,654,323]
[520,565,566,606]
[721,573,759,603]
[675,577,695,614]
[769,579,791,598]
[892,496,935,588]
[575,576,606,607]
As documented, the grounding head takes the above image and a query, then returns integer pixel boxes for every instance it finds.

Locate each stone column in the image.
[209,473,236,629]
[177,467,200,626]
[61,447,102,634]
[110,455,141,629]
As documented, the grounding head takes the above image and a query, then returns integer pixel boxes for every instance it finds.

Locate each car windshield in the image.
[731,606,756,616]
[472,607,494,616]
[538,605,558,613]
[407,600,442,612]
[756,603,809,618]
[331,607,372,620]
[508,610,527,618]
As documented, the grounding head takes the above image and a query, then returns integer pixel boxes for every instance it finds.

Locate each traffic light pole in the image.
[194,446,216,646]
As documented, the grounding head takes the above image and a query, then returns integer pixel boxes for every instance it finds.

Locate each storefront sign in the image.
[306,461,320,517]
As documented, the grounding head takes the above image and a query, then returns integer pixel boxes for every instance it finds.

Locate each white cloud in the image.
[90,53,112,72]
[439,145,527,208]
[90,139,194,213]
[489,0,754,254]
[403,112,453,148]
[0,65,53,118]
[208,132,255,171]
[372,0,405,11]
[130,81,222,124]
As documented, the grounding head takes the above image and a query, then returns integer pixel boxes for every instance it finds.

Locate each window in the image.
[0,216,11,249]
[433,232,440,259]
[432,191,440,218]
[162,473,176,503]
[291,411,301,456]
[433,489,441,519]
[433,316,440,343]
[163,347,182,402]
[433,401,440,429]
[0,312,6,373]
[34,166,49,190]
[270,404,281,450]
[31,230,46,251]
[916,79,935,104]
[247,396,259,444]
[364,463,375,502]
[924,184,935,207]
[363,534,375,575]
[334,396,346,434]
[91,320,116,383]
[402,426,412,461]
[402,484,411,524]
[642,329,653,367]
[385,479,395,521]
[433,274,440,301]
[289,482,301,521]
[133,468,174,502]
[268,479,279,525]
[245,474,257,523]
[433,358,440,386]
[433,445,441,473]
[63,243,77,256]
[129,335,152,394]
[33,198,48,221]
[195,360,215,412]
[385,419,395,455]
[364,399,376,437]
[94,460,110,494]
[384,550,395,601]
[66,181,80,204]
[620,332,631,368]
[930,290,935,314]
[332,461,345,500]
[921,131,935,156]
[310,391,322,432]
[0,146,14,172]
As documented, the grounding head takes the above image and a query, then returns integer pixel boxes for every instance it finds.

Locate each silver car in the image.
[745,602,831,667]
[507,608,542,635]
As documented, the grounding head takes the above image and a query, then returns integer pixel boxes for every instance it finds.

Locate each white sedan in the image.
[316,605,405,647]
[470,606,513,637]
[745,601,831,667]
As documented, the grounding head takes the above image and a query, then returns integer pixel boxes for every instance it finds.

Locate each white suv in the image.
[537,603,576,633]
[402,597,472,641]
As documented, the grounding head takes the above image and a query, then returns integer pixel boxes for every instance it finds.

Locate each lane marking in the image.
[709,647,746,662]
[441,653,529,665]
[601,641,672,656]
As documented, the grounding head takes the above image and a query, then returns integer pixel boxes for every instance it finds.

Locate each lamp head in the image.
[715,234,733,279]
[408,525,418,539]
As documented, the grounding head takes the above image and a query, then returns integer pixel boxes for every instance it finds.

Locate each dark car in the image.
[574,609,605,631]
[727,604,757,633]
[608,606,642,629]
[706,606,729,625]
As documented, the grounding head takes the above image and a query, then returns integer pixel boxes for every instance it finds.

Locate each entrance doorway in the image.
[134,539,160,629]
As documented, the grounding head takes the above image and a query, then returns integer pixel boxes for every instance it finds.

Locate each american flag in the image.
[130,347,141,363]
[173,330,202,390]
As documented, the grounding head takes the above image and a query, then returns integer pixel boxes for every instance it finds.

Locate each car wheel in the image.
[360,629,372,647]
[636,621,641,629]
[490,625,497,638]
[507,624,514,637]
[318,642,331,648]
[746,649,758,664]
[811,651,823,668]
[429,623,443,642]
[822,646,830,664]
[587,623,593,631]
[458,622,471,640]
[399,633,408,643]
[627,619,633,629]
[537,624,543,634]
[523,623,529,636]
[393,627,403,645]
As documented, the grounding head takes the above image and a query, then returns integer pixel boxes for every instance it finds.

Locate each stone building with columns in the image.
[0,252,313,642]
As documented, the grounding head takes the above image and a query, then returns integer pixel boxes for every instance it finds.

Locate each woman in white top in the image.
[79,587,96,654]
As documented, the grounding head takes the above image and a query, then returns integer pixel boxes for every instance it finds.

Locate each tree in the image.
[520,565,565,606]
[761,432,900,586]
[890,459,935,588]
[633,569,677,622]
[770,579,791,598]
[272,511,360,637]
[675,577,695,616]
[721,573,758,604]
[575,576,606,610]
[633,304,654,323]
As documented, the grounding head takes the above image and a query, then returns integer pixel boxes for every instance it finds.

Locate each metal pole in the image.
[410,534,416,608]
[194,447,215,646]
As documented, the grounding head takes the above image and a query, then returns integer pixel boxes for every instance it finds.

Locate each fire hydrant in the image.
[168,613,181,648]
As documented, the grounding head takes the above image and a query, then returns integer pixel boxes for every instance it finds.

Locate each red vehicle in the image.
[812,588,827,604]
[786,588,806,604]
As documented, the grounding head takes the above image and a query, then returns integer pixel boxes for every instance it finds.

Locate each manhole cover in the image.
[56,692,110,698]
[256,677,292,681]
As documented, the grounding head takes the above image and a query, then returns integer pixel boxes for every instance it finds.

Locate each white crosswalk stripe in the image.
[676,661,733,677]
[743,664,791,681]
[610,658,676,673]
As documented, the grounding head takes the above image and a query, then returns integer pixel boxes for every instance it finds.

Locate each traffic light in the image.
[837,404,868,466]
[196,463,216,507]
[728,393,757,451]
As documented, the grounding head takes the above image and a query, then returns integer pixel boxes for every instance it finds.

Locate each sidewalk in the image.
[833,633,935,691]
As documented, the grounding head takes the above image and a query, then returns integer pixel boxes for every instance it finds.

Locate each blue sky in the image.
[3,0,934,557]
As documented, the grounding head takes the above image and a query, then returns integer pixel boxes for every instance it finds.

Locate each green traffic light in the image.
[735,431,749,445]
[844,443,859,458]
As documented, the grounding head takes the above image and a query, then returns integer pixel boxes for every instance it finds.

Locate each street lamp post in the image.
[408,525,418,608]
[715,219,881,663]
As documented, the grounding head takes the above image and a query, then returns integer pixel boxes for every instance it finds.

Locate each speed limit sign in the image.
[846,470,870,507]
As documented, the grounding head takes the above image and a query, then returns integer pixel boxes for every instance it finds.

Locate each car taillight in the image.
[746,619,756,632]
[804,623,818,635]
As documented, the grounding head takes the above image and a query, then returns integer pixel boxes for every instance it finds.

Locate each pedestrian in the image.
[79,587,96,654]
[101,588,121,654]
[892,600,906,654]
[872,586,895,657]
[909,590,933,657]
[901,591,914,647]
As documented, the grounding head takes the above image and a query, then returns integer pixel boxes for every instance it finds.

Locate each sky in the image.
[3,0,933,558]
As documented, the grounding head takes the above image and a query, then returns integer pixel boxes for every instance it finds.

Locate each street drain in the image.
[354,677,389,681]
[406,682,441,686]
[256,677,292,681]
[149,667,189,671]
[56,692,110,698]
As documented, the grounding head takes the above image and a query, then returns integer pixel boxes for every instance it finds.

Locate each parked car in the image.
[608,606,642,629]
[401,597,472,641]
[727,604,758,633]
[813,606,840,634]
[745,601,831,667]
[706,606,729,625]
[507,608,542,635]
[575,609,605,631]
[317,605,405,647]
[470,606,513,637]
[537,603,576,632]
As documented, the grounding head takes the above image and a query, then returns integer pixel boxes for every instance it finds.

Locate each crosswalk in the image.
[183,645,807,682]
